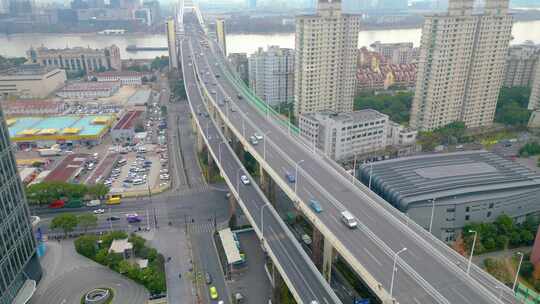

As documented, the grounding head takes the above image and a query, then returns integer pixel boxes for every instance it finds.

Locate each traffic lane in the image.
[195,232,230,304]
[195,44,502,303]
[186,66,337,302]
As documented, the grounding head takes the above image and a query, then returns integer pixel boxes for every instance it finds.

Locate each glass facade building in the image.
[0,105,42,304]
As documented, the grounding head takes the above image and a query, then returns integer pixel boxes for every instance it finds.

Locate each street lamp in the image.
[428,198,436,233]
[467,230,478,275]
[263,131,271,160]
[513,252,524,292]
[261,204,270,239]
[368,162,374,189]
[294,160,305,195]
[351,154,357,184]
[390,247,407,297]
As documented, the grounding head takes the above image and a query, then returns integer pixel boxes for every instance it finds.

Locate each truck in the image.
[65,198,83,208]
[38,148,62,157]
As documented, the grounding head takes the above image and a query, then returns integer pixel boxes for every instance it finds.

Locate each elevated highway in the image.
[178,7,520,304]
[180,29,342,304]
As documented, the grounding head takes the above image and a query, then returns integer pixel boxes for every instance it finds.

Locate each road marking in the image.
[363,248,382,266]
[268,226,318,301]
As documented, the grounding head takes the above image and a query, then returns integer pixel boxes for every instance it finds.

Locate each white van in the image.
[340,211,358,228]
[86,199,101,207]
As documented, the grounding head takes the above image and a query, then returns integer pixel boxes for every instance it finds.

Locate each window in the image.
[465,215,470,221]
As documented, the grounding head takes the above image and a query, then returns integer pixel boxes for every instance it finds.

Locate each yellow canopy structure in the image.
[18,129,40,136]
[62,128,81,134]
[37,129,57,135]
[6,118,16,126]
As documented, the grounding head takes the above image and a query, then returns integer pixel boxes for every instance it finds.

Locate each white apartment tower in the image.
[294,0,361,117]
[249,46,295,106]
[410,0,513,131]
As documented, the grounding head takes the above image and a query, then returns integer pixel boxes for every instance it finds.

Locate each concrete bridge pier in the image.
[259,167,276,205]
[312,227,334,282]
[271,263,283,304]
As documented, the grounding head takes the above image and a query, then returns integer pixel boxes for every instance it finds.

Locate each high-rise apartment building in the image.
[504,43,539,88]
[228,53,249,85]
[294,0,360,117]
[370,41,419,65]
[0,104,42,304]
[528,60,540,111]
[410,0,513,131]
[249,46,295,106]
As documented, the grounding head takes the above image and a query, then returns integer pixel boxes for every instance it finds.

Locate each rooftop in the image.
[109,238,133,254]
[113,111,142,130]
[59,81,120,92]
[302,109,388,124]
[358,151,540,209]
[8,115,114,140]
[0,64,60,77]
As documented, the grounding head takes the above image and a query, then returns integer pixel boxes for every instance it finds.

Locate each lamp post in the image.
[263,131,271,160]
[351,154,357,183]
[429,198,436,233]
[368,162,373,189]
[294,160,305,195]
[467,230,477,275]
[513,252,524,292]
[390,247,407,297]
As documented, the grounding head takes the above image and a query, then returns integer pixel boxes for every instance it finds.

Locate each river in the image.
[0,20,539,59]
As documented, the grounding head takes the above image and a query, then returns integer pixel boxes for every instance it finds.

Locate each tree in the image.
[74,235,98,257]
[50,214,79,237]
[87,183,109,199]
[354,91,414,124]
[78,213,98,233]
[495,87,532,126]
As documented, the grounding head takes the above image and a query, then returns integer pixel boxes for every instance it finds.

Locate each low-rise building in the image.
[88,71,149,86]
[0,65,66,99]
[27,45,121,72]
[358,151,540,242]
[299,110,389,161]
[357,63,417,92]
[387,122,417,146]
[0,99,68,116]
[56,81,121,99]
[109,238,133,259]
[111,110,143,142]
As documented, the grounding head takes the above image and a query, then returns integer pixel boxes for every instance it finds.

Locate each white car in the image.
[240,175,250,185]
[93,209,105,214]
[160,174,170,180]
[160,169,169,174]
[254,133,263,141]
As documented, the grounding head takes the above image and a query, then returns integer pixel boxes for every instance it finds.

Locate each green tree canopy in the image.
[50,213,79,237]
[354,91,413,124]
[495,87,532,126]
[78,213,98,233]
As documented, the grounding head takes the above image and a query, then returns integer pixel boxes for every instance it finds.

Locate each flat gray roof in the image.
[358,151,540,210]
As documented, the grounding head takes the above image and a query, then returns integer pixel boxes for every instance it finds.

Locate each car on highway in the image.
[285,172,295,183]
[340,210,358,228]
[107,216,120,221]
[93,208,106,214]
[254,133,263,141]
[309,199,323,213]
[205,272,212,284]
[249,136,258,145]
[209,286,218,300]
[240,175,250,185]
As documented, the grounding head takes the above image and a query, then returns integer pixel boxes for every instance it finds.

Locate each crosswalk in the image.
[186,222,216,234]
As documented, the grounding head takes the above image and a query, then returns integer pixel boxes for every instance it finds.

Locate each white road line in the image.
[268,226,318,301]
[363,248,382,266]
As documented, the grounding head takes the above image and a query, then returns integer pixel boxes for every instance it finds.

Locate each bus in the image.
[106,195,122,205]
